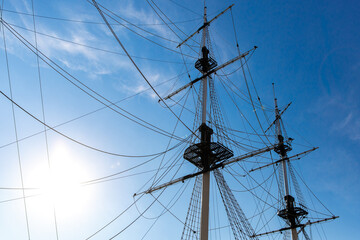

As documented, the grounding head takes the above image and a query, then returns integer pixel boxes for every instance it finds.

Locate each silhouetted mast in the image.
[137,4,267,240]
[273,87,304,240]
[198,6,210,240]
[248,85,339,240]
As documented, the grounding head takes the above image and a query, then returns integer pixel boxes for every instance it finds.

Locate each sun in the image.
[28,141,93,220]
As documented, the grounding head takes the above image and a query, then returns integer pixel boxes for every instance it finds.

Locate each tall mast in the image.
[274,98,298,240]
[132,4,265,239]
[251,86,338,239]
[273,85,305,240]
[200,6,208,124]
[199,6,210,240]
[274,97,290,197]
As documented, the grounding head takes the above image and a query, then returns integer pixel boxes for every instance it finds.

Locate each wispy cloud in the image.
[338,112,352,129]
[312,48,360,142]
[333,111,360,140]
[1,0,193,103]
[316,147,360,206]
[312,93,360,141]
[114,66,179,101]
[114,0,177,43]
[1,0,136,79]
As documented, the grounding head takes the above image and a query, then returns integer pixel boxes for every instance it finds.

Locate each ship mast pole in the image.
[201,6,208,124]
[274,98,290,197]
[200,5,210,240]
[274,91,299,240]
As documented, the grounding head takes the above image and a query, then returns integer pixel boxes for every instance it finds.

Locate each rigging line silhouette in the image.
[110,157,193,239]
[0,161,191,239]
[0,143,189,209]
[178,48,197,96]
[142,182,191,240]
[215,55,255,80]
[0,162,162,190]
[30,0,60,238]
[224,9,273,147]
[226,166,278,208]
[4,161,191,202]
[85,192,146,239]
[82,162,189,187]
[134,177,190,221]
[211,176,222,239]
[255,211,278,234]
[164,81,242,126]
[229,160,276,198]
[87,0,198,59]
[225,167,277,193]
[235,57,272,145]
[158,87,192,109]
[1,19,189,141]
[192,80,270,149]
[293,167,335,216]
[91,0,199,140]
[151,87,191,188]
[134,142,188,193]
[246,199,280,221]
[295,165,335,239]
[190,50,271,111]
[147,187,193,230]
[219,77,270,146]
[0,71,192,151]
[1,10,31,239]
[168,0,203,17]
[230,8,273,125]
[146,0,200,54]
[207,111,272,149]
[0,186,39,190]
[221,125,273,136]
[1,8,203,26]
[0,90,188,158]
[0,158,186,193]
[83,139,189,186]
[247,165,279,236]
[0,193,42,204]
[88,147,190,239]
[149,151,186,193]
[220,127,273,146]
[93,0,182,46]
[302,207,333,218]
[148,139,188,190]
[135,144,189,195]
[109,191,163,239]
[212,78,278,221]
[0,191,173,240]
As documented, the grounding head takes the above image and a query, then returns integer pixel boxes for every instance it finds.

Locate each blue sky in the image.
[0,0,359,239]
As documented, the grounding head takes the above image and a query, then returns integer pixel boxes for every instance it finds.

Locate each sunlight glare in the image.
[29,141,92,220]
